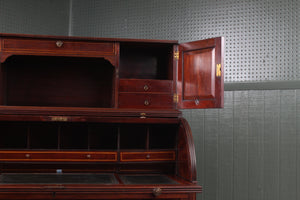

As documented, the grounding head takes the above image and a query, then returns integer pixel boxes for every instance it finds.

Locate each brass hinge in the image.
[173,93,179,103]
[174,51,179,60]
[216,63,222,77]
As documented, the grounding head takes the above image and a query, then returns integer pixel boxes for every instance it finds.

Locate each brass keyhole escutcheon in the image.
[50,116,68,122]
[140,113,147,119]
[143,85,149,91]
[56,40,64,47]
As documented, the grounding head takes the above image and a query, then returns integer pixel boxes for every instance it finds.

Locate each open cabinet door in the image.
[177,37,224,109]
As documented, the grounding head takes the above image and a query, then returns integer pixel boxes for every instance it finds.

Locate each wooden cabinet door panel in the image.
[177,37,224,109]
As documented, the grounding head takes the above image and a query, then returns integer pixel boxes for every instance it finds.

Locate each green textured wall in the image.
[183,90,300,200]
[0,0,70,35]
[70,0,300,83]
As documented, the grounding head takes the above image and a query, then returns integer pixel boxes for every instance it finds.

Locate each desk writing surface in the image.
[0,173,118,184]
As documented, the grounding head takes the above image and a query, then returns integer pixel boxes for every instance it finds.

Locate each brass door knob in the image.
[56,40,64,47]
[144,100,150,106]
[143,85,149,91]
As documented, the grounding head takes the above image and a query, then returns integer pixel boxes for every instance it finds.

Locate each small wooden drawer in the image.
[0,151,117,162]
[119,79,173,93]
[120,151,176,162]
[2,38,115,56]
[118,93,174,109]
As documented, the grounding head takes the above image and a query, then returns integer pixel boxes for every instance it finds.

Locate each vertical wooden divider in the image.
[87,124,90,151]
[26,124,30,149]
[146,126,150,150]
[57,124,61,150]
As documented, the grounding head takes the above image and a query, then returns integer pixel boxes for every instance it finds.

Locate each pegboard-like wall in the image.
[0,0,70,36]
[71,0,300,83]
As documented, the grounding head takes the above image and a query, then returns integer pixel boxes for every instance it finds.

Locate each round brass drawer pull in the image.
[25,154,30,158]
[56,40,64,47]
[144,100,150,106]
[143,85,149,91]
[146,154,150,159]
[86,154,91,158]
[153,187,162,197]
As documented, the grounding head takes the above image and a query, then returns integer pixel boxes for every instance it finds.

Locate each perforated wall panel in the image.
[0,0,70,36]
[71,0,299,83]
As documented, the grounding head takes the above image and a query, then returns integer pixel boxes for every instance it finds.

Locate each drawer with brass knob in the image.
[118,93,173,109]
[119,79,173,93]
[120,151,175,162]
[0,151,117,162]
[2,38,116,57]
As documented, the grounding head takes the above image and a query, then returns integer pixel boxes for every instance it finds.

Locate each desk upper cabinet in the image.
[0,33,223,200]
[118,41,175,109]
[118,37,224,110]
[0,33,223,113]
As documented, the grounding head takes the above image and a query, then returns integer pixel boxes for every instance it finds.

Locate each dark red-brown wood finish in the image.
[0,118,201,199]
[177,118,197,183]
[0,63,5,105]
[177,37,224,109]
[0,33,223,200]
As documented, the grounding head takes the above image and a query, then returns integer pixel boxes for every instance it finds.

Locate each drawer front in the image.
[0,192,54,199]
[119,79,173,93]
[120,151,176,162]
[0,151,117,162]
[2,38,115,56]
[118,93,174,109]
